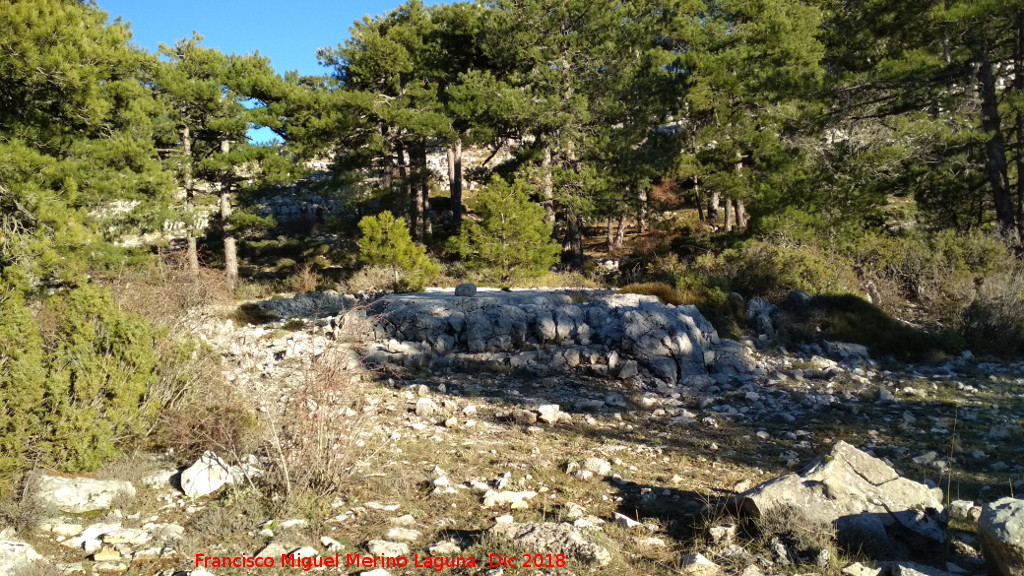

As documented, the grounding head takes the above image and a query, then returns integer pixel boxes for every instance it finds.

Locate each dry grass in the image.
[621,281,688,305]
[288,264,321,294]
[261,315,383,502]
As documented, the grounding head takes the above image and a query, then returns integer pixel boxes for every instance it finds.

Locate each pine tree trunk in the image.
[733,154,747,230]
[735,199,748,230]
[708,191,720,226]
[606,217,614,253]
[541,141,555,226]
[723,199,733,232]
[694,179,705,222]
[182,126,199,274]
[638,187,649,233]
[219,139,237,289]
[615,216,627,248]
[447,138,463,228]
[976,38,1016,237]
[224,236,238,291]
[220,190,236,289]
[416,143,431,240]
[186,233,199,274]
[561,208,584,270]
[397,142,414,227]
[1015,9,1024,240]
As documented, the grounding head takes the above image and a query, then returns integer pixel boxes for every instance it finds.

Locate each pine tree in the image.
[452,176,561,282]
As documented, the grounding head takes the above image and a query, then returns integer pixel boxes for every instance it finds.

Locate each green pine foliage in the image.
[0,285,161,492]
[452,177,561,282]
[357,211,440,291]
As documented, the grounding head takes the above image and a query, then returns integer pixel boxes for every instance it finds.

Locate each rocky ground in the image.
[3,289,1024,576]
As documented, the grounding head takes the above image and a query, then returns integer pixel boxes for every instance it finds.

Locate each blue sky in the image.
[97,0,444,142]
[98,0,442,76]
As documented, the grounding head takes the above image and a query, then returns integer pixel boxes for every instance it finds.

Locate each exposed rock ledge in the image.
[354,289,762,383]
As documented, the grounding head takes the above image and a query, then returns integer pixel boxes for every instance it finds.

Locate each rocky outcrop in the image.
[978,497,1024,576]
[254,290,354,320]
[362,291,727,383]
[35,475,137,514]
[739,441,945,561]
[488,520,612,566]
[256,191,344,223]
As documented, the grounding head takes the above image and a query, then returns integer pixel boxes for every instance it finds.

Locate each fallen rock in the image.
[842,562,881,576]
[93,548,121,562]
[483,490,538,509]
[488,521,611,566]
[579,457,611,477]
[367,540,411,557]
[739,441,944,561]
[35,475,136,513]
[537,404,561,425]
[740,441,942,521]
[455,283,477,297]
[0,540,43,576]
[385,527,421,542]
[415,398,438,418]
[179,451,234,498]
[978,497,1024,576]
[949,500,982,523]
[680,553,722,576]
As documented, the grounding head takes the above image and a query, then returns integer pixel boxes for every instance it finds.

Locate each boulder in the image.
[454,283,477,297]
[739,441,944,560]
[35,475,136,514]
[978,497,1024,576]
[488,521,611,566]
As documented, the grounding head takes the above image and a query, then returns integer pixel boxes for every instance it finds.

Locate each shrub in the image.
[345,264,413,294]
[0,294,47,490]
[0,284,161,492]
[357,211,439,291]
[696,240,859,301]
[960,272,1024,356]
[849,229,1011,324]
[155,391,258,462]
[776,294,962,360]
[450,176,560,282]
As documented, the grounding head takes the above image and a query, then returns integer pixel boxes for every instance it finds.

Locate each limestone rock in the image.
[483,490,537,509]
[0,540,43,576]
[386,527,421,542]
[537,404,561,425]
[35,475,136,514]
[740,441,942,522]
[455,283,477,297]
[415,398,438,418]
[949,500,982,523]
[739,441,944,560]
[180,451,234,498]
[367,540,411,557]
[842,562,881,576]
[978,497,1024,576]
[580,457,611,477]
[364,291,718,380]
[428,540,463,555]
[680,553,722,576]
[488,521,611,566]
